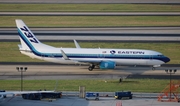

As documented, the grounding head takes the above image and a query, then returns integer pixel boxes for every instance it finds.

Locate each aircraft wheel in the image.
[88,65,95,71]
[88,67,93,71]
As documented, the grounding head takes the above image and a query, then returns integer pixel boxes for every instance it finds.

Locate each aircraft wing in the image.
[61,49,102,64]
[74,60,101,64]
[60,49,102,64]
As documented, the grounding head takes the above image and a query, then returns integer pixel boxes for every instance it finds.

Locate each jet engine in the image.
[99,61,116,69]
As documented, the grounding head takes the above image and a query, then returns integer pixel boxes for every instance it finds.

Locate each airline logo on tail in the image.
[19,26,39,43]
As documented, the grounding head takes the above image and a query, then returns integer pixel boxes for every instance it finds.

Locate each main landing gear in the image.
[88,65,95,71]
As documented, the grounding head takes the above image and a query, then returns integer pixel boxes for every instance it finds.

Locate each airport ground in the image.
[0,0,180,105]
[1,95,180,106]
[0,0,180,4]
[0,65,180,80]
[1,65,180,106]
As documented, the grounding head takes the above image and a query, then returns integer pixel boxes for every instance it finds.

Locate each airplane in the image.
[16,19,170,71]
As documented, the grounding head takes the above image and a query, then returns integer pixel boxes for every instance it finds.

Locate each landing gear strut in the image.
[88,65,95,71]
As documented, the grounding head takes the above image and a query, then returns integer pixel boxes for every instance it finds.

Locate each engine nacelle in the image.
[100,61,116,69]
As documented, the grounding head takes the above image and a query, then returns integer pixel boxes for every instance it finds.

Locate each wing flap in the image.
[73,59,101,65]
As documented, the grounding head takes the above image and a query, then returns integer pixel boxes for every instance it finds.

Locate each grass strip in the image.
[0,4,180,12]
[0,79,175,93]
[0,42,179,64]
[0,16,180,27]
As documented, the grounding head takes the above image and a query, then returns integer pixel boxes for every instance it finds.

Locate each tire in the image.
[88,67,93,71]
[96,98,99,101]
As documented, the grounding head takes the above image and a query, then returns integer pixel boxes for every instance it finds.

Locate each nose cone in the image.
[164,57,170,63]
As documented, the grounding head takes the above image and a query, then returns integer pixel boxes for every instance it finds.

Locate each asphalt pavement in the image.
[1,27,180,42]
[0,65,180,80]
[1,96,180,106]
[1,12,180,16]
[0,0,180,4]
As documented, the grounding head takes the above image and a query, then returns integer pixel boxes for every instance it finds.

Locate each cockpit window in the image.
[157,54,163,57]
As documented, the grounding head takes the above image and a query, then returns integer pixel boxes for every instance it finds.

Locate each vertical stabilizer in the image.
[19,37,30,50]
[16,19,41,51]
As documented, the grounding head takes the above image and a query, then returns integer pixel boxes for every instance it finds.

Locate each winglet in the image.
[74,40,81,48]
[60,50,70,60]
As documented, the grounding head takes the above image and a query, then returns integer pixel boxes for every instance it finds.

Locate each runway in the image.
[1,64,180,106]
[0,65,180,80]
[0,0,180,4]
[2,96,180,106]
[1,27,180,42]
[1,27,180,34]
[1,12,180,16]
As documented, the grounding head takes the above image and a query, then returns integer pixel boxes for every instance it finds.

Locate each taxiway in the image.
[0,65,180,80]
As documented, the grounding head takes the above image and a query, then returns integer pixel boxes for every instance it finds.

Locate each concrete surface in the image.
[0,65,180,106]
[0,65,180,80]
[1,96,180,106]
[0,0,180,4]
[1,12,180,16]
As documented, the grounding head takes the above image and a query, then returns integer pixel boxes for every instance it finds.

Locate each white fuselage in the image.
[16,19,170,70]
[20,47,166,66]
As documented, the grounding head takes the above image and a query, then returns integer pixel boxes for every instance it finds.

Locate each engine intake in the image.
[100,61,116,69]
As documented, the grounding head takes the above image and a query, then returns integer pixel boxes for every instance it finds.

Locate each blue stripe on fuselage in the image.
[18,28,169,63]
